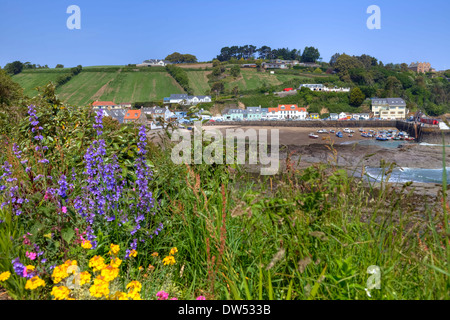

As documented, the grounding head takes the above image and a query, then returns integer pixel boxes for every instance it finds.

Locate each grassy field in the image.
[12,72,70,97]
[96,71,185,103]
[186,70,211,95]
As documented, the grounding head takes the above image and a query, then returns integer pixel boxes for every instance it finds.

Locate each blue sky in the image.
[1,0,449,70]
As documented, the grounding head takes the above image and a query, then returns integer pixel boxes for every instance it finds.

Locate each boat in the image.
[330,129,335,133]
[376,135,388,141]
[359,128,364,132]
[336,131,343,138]
[348,134,353,137]
[317,129,326,134]
[404,137,415,141]
[309,133,319,139]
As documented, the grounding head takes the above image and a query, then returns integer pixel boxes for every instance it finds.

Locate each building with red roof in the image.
[267,104,308,120]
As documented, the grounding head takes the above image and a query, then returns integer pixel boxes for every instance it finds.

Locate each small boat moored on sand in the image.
[309,133,319,139]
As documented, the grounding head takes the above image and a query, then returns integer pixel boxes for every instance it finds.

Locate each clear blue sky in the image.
[1,0,449,70]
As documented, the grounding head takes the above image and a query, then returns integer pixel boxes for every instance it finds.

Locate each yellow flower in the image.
[162,255,176,266]
[126,281,142,293]
[110,291,129,300]
[89,281,110,298]
[151,252,158,257]
[0,271,11,281]
[169,247,178,255]
[51,286,71,300]
[127,290,142,300]
[110,257,122,268]
[129,249,137,258]
[64,259,78,267]
[81,240,92,249]
[138,266,143,271]
[25,265,35,273]
[25,276,45,290]
[52,265,69,284]
[89,255,106,272]
[79,271,91,286]
[100,266,119,282]
[109,243,120,256]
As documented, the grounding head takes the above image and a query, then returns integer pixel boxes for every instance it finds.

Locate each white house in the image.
[268,105,308,120]
[137,59,172,67]
[371,98,407,119]
[338,112,348,120]
[329,113,339,120]
[167,94,212,105]
[141,106,174,121]
[299,84,350,93]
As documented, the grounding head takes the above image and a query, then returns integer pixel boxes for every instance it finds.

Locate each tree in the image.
[301,47,320,63]
[349,87,365,107]
[0,68,23,106]
[385,76,403,97]
[212,59,221,68]
[182,54,197,63]
[165,52,184,63]
[4,61,24,75]
[211,81,225,96]
[334,54,364,81]
[329,53,341,66]
[55,64,64,68]
[230,65,240,77]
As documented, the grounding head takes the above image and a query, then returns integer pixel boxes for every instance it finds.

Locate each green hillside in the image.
[12,71,70,97]
[186,70,211,95]
[12,65,338,106]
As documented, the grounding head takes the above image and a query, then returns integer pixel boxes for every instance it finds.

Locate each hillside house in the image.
[166,94,212,105]
[309,113,320,119]
[243,106,267,121]
[137,59,172,67]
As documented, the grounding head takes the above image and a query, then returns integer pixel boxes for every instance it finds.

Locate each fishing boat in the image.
[330,129,335,133]
[309,133,319,139]
[336,131,343,138]
[348,134,353,137]
[359,128,364,132]
[376,135,388,141]
[317,129,326,134]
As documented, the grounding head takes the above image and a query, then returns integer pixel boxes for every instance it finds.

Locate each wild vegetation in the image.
[0,70,449,300]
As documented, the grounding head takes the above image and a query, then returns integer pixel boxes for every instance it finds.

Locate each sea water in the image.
[341,139,412,149]
[363,167,450,184]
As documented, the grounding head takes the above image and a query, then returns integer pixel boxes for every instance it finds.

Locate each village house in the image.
[309,113,320,120]
[338,112,348,120]
[223,109,245,121]
[329,113,339,120]
[268,104,308,120]
[371,98,408,119]
[262,62,288,69]
[92,101,118,110]
[119,102,132,109]
[102,109,127,124]
[142,106,174,122]
[124,109,146,124]
[243,106,268,121]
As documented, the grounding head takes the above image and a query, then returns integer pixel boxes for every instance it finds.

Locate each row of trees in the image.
[3,61,70,75]
[165,52,197,64]
[165,64,193,95]
[215,45,321,62]
[55,65,83,87]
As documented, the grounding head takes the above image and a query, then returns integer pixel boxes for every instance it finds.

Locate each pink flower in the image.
[156,291,169,300]
[61,206,67,213]
[44,193,49,200]
[196,296,206,300]
[26,251,37,261]
[170,297,178,300]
